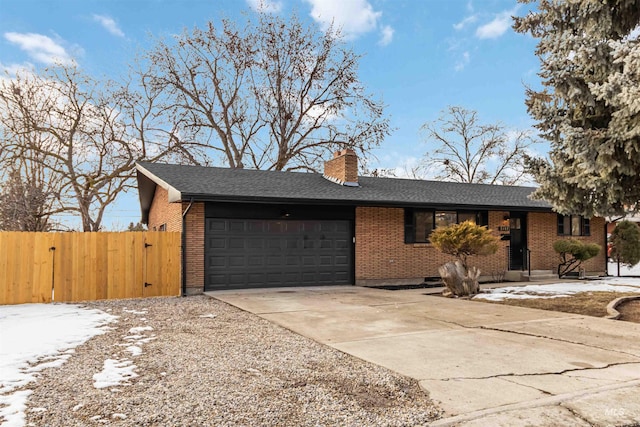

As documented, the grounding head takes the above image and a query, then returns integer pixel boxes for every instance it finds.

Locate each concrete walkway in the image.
[209,286,640,426]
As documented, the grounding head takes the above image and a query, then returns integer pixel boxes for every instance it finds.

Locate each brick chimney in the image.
[323,148,359,187]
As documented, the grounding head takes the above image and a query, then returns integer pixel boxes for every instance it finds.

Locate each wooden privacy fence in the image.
[0,232,181,305]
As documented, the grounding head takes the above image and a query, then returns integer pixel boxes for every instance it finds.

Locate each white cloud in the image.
[454,51,470,71]
[475,7,518,39]
[0,61,34,77]
[304,0,382,39]
[378,25,394,46]
[92,14,125,38]
[246,0,283,13]
[453,15,477,31]
[4,32,75,65]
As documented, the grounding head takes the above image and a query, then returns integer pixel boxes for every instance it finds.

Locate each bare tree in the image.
[0,65,189,231]
[141,10,390,171]
[421,106,537,185]
[0,168,56,231]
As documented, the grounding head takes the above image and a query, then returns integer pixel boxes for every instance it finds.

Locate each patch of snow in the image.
[93,359,138,389]
[199,313,217,318]
[126,346,142,357]
[474,277,640,301]
[608,261,640,277]
[28,408,46,413]
[475,293,571,301]
[72,403,83,412]
[0,303,116,427]
[122,309,147,315]
[128,326,153,334]
[112,413,127,420]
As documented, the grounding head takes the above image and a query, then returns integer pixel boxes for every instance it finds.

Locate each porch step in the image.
[520,270,559,282]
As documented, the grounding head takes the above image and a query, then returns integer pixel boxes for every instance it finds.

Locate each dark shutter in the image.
[583,218,591,236]
[478,211,489,227]
[404,208,415,243]
[557,214,565,235]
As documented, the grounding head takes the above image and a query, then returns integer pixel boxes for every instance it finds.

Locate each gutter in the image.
[181,198,194,297]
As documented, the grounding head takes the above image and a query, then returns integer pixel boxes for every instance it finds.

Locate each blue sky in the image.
[1,0,543,229]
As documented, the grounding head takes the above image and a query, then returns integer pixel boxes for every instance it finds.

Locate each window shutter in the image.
[583,218,591,236]
[478,211,489,227]
[404,208,415,243]
[557,214,565,235]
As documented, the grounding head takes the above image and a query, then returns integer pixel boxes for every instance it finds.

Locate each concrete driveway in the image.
[210,286,640,426]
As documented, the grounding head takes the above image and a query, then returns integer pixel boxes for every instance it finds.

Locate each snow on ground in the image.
[608,261,640,277]
[475,277,640,301]
[92,359,138,389]
[92,308,154,391]
[0,303,116,427]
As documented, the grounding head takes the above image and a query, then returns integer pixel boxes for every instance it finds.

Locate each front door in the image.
[509,212,527,270]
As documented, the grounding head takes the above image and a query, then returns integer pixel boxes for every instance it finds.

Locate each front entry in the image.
[509,212,527,270]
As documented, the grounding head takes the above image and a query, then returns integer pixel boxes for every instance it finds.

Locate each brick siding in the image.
[183,202,204,294]
[148,187,182,232]
[528,212,606,274]
[355,207,607,284]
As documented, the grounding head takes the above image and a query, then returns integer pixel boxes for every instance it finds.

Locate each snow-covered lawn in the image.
[0,304,116,427]
[608,261,640,277]
[474,277,640,302]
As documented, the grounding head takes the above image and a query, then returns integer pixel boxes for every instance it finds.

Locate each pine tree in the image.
[610,220,640,268]
[514,1,640,217]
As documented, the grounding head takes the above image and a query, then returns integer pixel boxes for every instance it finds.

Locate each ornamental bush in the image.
[553,239,601,277]
[430,221,499,296]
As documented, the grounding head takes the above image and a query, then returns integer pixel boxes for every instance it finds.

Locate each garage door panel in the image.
[335,255,348,265]
[209,256,226,267]
[205,218,352,290]
[229,238,245,249]
[229,221,245,232]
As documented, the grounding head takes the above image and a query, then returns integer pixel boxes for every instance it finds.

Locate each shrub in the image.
[553,239,601,277]
[609,220,640,268]
[430,221,499,297]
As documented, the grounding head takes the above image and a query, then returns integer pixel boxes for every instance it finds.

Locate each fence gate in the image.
[0,232,181,305]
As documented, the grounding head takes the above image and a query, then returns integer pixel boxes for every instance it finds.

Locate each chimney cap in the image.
[334,148,356,158]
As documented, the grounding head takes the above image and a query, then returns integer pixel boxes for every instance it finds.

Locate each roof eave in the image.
[136,163,183,224]
[178,192,553,212]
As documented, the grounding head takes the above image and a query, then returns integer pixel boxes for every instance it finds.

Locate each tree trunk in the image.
[438,261,481,297]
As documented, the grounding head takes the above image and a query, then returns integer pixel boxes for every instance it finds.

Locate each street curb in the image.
[605,295,640,320]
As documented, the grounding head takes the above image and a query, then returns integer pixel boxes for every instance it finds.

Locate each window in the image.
[405,209,488,243]
[557,214,590,236]
[158,223,167,232]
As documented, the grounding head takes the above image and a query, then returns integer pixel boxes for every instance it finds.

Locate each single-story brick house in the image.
[136,149,607,295]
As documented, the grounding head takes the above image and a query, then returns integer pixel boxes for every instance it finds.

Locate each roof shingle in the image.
[136,162,551,211]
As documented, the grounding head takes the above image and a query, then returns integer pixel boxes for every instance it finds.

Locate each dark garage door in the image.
[205,219,352,290]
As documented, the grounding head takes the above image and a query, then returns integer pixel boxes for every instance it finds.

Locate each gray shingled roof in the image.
[136,162,551,213]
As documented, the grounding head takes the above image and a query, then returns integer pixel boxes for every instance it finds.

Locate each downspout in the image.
[181,198,195,297]
[604,220,609,277]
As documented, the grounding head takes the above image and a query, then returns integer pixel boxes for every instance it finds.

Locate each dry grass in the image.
[477,291,640,317]
[618,299,640,322]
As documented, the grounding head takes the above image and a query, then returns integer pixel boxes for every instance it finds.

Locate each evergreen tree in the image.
[610,220,640,268]
[514,1,640,217]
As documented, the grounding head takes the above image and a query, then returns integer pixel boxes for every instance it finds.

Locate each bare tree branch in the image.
[421,106,539,185]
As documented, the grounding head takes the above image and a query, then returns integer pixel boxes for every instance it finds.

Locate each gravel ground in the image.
[22,295,441,426]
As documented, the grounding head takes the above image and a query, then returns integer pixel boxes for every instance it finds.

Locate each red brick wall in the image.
[183,202,204,294]
[355,207,511,283]
[355,207,607,283]
[148,187,182,232]
[528,213,606,274]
